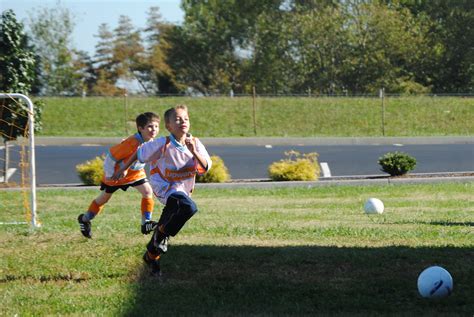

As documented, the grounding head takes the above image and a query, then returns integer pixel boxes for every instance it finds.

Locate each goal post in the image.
[0,93,39,228]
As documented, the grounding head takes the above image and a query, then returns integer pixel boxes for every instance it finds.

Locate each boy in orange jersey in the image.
[77,112,160,238]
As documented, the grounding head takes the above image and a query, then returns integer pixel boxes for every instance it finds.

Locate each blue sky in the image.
[1,0,184,55]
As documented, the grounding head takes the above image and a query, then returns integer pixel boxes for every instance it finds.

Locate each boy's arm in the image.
[111,151,138,180]
[192,150,208,170]
[185,137,210,171]
[112,138,165,180]
[103,153,117,180]
[111,138,164,180]
[108,137,137,180]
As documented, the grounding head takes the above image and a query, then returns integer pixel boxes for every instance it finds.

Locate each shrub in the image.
[76,156,104,185]
[196,155,231,183]
[268,150,320,181]
[388,76,431,94]
[378,151,417,176]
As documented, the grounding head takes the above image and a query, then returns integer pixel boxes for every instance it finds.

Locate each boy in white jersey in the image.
[113,105,212,276]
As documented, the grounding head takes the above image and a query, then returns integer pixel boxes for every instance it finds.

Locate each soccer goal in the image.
[0,93,39,228]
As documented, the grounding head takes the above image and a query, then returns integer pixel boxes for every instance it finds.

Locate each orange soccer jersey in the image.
[102,133,148,186]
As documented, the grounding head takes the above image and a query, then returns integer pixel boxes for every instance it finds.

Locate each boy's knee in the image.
[180,201,198,217]
[170,192,197,216]
[161,193,198,236]
[137,182,153,197]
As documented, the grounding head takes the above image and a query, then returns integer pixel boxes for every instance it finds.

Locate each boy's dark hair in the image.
[164,104,188,123]
[136,112,160,129]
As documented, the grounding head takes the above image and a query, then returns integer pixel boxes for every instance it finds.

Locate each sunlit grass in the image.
[0,182,473,315]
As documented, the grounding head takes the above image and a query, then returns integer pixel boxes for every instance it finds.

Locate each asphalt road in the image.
[3,140,473,184]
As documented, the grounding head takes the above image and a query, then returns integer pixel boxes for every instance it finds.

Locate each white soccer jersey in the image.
[137,134,212,204]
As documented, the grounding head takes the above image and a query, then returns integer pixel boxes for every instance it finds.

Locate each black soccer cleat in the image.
[77,214,92,238]
[157,236,169,254]
[141,220,158,235]
[152,226,169,254]
[143,251,161,276]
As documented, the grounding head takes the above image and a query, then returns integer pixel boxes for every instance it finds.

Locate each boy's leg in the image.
[144,192,197,275]
[142,250,162,276]
[160,192,198,237]
[156,194,179,228]
[147,192,197,254]
[77,190,112,238]
[134,182,156,234]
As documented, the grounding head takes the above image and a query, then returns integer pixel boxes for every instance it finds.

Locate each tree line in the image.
[1,0,473,96]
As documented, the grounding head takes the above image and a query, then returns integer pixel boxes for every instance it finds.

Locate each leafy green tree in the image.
[94,23,115,73]
[27,4,78,95]
[0,10,35,94]
[0,9,40,180]
[92,23,120,95]
[177,0,439,94]
[277,3,350,94]
[245,1,426,94]
[72,50,96,95]
[164,25,214,94]
[65,0,465,95]
[175,0,279,94]
[143,6,163,45]
[395,0,474,93]
[137,6,181,94]
[113,15,145,87]
[248,9,294,94]
[340,1,435,93]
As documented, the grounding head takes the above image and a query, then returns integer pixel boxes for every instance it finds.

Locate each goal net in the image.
[0,93,39,228]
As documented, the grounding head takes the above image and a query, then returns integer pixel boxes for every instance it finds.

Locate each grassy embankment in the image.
[39,96,473,137]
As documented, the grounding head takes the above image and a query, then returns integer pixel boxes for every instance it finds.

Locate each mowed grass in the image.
[1,183,473,316]
[39,96,474,137]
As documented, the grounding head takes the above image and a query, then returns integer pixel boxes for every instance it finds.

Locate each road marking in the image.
[0,144,14,150]
[393,143,404,146]
[320,162,331,177]
[265,145,272,148]
[0,221,28,225]
[0,168,17,182]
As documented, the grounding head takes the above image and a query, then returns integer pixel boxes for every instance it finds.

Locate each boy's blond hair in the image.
[164,104,188,123]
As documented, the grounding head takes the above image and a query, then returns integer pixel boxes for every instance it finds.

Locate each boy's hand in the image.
[185,133,196,153]
[111,169,128,181]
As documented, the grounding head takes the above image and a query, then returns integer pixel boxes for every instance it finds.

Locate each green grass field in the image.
[1,183,473,315]
[39,96,474,137]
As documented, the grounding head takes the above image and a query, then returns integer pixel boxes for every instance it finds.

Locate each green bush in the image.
[268,151,320,181]
[388,76,431,94]
[76,156,104,185]
[196,155,231,183]
[378,151,417,176]
[76,155,230,185]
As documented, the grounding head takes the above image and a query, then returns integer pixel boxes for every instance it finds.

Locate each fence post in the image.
[252,86,257,135]
[124,90,128,135]
[1,140,8,183]
[380,88,385,136]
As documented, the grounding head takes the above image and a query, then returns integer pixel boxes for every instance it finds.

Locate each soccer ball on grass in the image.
[364,198,384,214]
[417,266,453,298]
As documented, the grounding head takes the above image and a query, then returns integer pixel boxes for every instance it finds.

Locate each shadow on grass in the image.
[427,221,474,227]
[123,245,473,316]
[392,220,474,227]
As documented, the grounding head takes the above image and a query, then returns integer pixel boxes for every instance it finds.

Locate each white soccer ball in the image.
[364,198,384,214]
[417,266,453,298]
